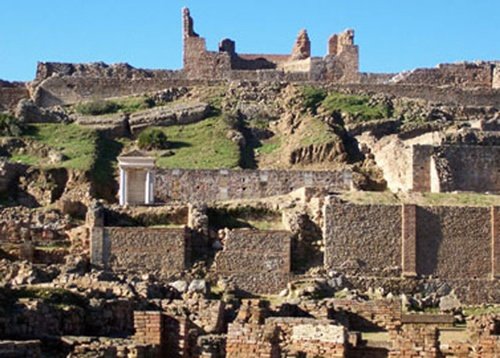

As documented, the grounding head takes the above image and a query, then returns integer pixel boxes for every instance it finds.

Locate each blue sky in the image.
[0,0,498,81]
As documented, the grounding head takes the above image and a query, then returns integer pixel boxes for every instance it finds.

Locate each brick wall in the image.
[226,323,280,358]
[389,324,440,357]
[214,229,291,294]
[91,227,189,279]
[155,168,352,203]
[134,311,189,358]
[324,200,497,282]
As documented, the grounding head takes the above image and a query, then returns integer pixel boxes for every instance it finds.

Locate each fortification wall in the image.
[90,227,189,278]
[0,80,29,111]
[323,200,498,281]
[395,62,494,89]
[154,169,352,203]
[33,73,187,107]
[215,229,291,294]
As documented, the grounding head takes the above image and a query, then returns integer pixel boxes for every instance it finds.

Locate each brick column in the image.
[492,206,500,279]
[134,311,164,346]
[401,205,417,277]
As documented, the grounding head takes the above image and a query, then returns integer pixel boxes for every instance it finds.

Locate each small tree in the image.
[137,128,169,150]
[0,113,24,136]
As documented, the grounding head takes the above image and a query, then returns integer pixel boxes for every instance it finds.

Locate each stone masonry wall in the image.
[154,168,352,203]
[215,229,291,294]
[0,80,29,111]
[395,62,494,89]
[323,201,402,276]
[323,200,497,281]
[433,145,500,193]
[91,227,189,279]
[416,206,491,278]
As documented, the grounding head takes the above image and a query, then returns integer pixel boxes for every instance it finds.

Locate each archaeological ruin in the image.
[0,5,499,358]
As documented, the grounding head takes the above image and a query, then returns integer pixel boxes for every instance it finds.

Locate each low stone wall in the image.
[331,299,402,331]
[154,168,352,203]
[215,229,291,294]
[90,226,189,279]
[0,340,41,357]
[266,317,346,357]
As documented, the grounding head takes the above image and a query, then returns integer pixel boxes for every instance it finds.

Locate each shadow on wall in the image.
[416,207,443,276]
[92,134,124,202]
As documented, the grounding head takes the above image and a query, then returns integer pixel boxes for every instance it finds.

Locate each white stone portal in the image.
[117,150,155,206]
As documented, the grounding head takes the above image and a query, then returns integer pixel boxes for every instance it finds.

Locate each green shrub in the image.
[75,100,120,116]
[138,128,169,150]
[0,113,24,136]
[322,92,391,121]
[302,86,327,114]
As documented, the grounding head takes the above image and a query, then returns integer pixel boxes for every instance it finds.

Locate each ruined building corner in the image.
[182,7,198,38]
[291,29,311,61]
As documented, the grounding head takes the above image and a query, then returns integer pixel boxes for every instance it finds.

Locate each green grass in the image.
[463,305,500,317]
[299,117,338,146]
[339,191,500,207]
[12,124,98,170]
[301,86,327,114]
[321,92,391,121]
[155,116,240,169]
[257,137,281,155]
[419,192,500,207]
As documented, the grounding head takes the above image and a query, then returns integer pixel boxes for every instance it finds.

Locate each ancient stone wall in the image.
[214,229,291,294]
[0,80,29,112]
[432,145,500,193]
[226,322,280,358]
[395,62,494,89]
[90,227,189,279]
[389,324,440,357]
[323,201,402,276]
[331,299,402,331]
[323,200,498,281]
[33,74,187,107]
[0,340,41,357]
[416,206,491,278]
[154,168,352,203]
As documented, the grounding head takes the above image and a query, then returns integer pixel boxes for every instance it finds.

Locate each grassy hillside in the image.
[9,124,98,171]
[154,115,240,169]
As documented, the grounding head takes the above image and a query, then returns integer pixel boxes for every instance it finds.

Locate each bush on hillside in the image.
[0,113,24,136]
[302,86,327,114]
[137,128,169,150]
[75,100,120,116]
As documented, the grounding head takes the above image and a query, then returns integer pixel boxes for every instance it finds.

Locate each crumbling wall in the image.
[91,227,189,278]
[0,80,29,111]
[154,168,352,203]
[432,145,500,193]
[214,229,291,294]
[394,62,494,89]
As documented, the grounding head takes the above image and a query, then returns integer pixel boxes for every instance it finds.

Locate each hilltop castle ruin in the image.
[182,8,359,82]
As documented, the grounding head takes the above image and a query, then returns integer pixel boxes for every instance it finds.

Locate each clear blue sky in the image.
[1,0,498,81]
